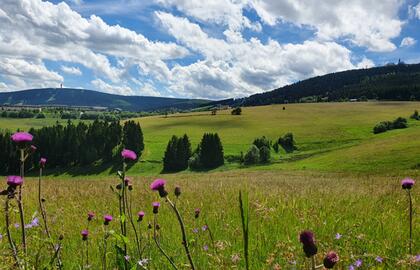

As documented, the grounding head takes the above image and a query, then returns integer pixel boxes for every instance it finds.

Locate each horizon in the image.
[0,0,419,100]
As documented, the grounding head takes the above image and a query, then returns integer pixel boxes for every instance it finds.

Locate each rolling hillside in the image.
[212,63,420,107]
[0,88,209,111]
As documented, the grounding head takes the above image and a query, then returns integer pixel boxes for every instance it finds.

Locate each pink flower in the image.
[121,149,137,160]
[87,212,95,221]
[30,145,37,152]
[152,202,160,214]
[104,215,113,225]
[401,178,415,190]
[137,211,145,222]
[323,251,339,269]
[11,132,33,143]
[40,158,47,167]
[81,229,89,240]
[150,179,168,197]
[7,176,23,187]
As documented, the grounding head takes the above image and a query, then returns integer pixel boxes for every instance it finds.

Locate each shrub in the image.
[373,121,392,134]
[188,153,201,170]
[410,110,420,120]
[392,117,408,129]
[259,146,271,163]
[244,145,260,165]
[253,136,271,150]
[278,133,297,153]
[35,113,46,119]
[273,142,279,153]
[231,107,242,115]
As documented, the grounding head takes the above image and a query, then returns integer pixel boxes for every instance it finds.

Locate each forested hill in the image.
[0,88,209,112]
[228,63,420,107]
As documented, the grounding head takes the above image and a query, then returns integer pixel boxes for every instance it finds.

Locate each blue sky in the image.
[0,0,419,99]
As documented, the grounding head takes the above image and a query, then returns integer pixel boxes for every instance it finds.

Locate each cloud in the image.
[0,82,8,91]
[409,3,420,19]
[91,79,134,96]
[139,83,162,97]
[0,0,187,89]
[250,0,404,52]
[156,13,370,99]
[400,37,417,48]
[61,65,82,76]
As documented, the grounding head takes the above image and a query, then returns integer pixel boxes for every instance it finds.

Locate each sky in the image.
[0,0,419,100]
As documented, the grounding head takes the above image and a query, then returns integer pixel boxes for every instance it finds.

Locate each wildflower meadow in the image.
[0,131,418,269]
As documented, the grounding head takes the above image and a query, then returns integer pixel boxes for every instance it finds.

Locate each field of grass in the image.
[0,102,419,269]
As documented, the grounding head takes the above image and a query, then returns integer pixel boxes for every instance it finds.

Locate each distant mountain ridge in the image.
[0,88,209,112]
[217,63,420,107]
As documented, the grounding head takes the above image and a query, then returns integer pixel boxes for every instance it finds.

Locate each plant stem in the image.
[166,197,195,270]
[5,197,19,266]
[120,161,128,270]
[103,229,108,270]
[153,215,178,270]
[85,237,89,268]
[311,256,316,270]
[408,190,413,255]
[18,149,27,265]
[126,191,141,258]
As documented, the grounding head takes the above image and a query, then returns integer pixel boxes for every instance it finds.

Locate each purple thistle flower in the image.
[11,132,33,143]
[87,212,95,221]
[137,211,145,222]
[299,230,315,245]
[7,176,23,187]
[401,178,415,190]
[335,233,342,239]
[174,186,181,197]
[30,145,37,152]
[121,149,137,161]
[194,208,201,219]
[152,202,160,214]
[39,157,47,168]
[104,215,113,225]
[375,256,383,263]
[355,259,362,267]
[150,179,168,197]
[323,251,339,269]
[81,229,89,240]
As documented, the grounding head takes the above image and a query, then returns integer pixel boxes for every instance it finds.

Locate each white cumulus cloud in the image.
[400,37,417,48]
[61,65,82,76]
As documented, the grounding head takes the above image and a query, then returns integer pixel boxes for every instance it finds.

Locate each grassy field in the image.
[0,102,419,269]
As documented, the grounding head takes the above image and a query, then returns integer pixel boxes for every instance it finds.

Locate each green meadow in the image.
[0,102,418,269]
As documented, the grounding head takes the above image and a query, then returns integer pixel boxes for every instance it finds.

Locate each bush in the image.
[259,146,271,163]
[273,142,279,153]
[243,145,260,165]
[410,110,420,120]
[278,133,297,153]
[373,121,392,134]
[188,153,201,170]
[36,113,46,119]
[392,117,408,129]
[231,107,242,115]
[253,136,271,150]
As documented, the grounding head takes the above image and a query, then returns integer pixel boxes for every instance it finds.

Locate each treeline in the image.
[0,110,43,119]
[0,120,144,174]
[224,63,420,107]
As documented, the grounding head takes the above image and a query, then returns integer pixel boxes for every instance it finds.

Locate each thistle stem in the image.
[153,214,178,270]
[126,191,141,258]
[5,197,19,266]
[120,161,128,270]
[18,149,27,265]
[311,256,316,270]
[408,190,413,255]
[166,197,195,270]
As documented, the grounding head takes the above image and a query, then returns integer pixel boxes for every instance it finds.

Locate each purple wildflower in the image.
[335,233,342,239]
[194,208,201,219]
[87,212,95,221]
[124,255,130,261]
[121,149,137,161]
[192,228,199,233]
[415,254,420,262]
[11,132,33,143]
[375,256,383,263]
[104,215,113,225]
[40,157,47,168]
[323,251,339,269]
[203,245,209,251]
[152,202,160,214]
[0,234,3,240]
[137,211,145,222]
[202,225,208,231]
[81,229,89,240]
[31,217,39,227]
[355,259,362,267]
[349,265,355,270]
[7,176,23,187]
[401,178,415,190]
[299,230,317,257]
[150,179,168,197]
[14,223,20,229]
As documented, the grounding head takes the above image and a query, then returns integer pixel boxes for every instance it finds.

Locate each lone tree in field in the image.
[122,120,144,159]
[231,107,242,115]
[163,134,192,172]
[194,133,224,169]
